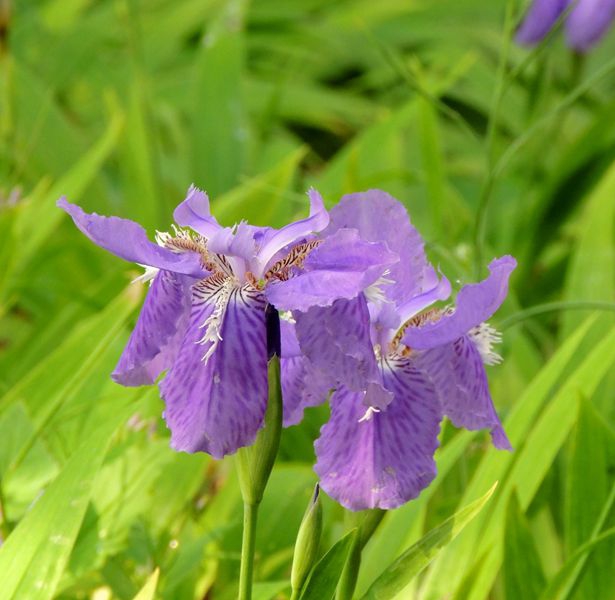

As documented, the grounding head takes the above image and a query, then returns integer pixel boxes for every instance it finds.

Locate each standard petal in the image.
[515,0,568,45]
[396,269,452,324]
[173,185,221,238]
[315,359,441,511]
[265,228,397,312]
[160,281,269,458]
[327,190,434,305]
[112,271,194,386]
[403,256,516,350]
[58,198,205,277]
[414,336,511,450]
[256,188,330,272]
[294,295,380,393]
[566,0,615,50]
[207,222,257,265]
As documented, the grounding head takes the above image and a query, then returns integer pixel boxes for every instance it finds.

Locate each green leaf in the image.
[117,81,164,230]
[512,326,615,510]
[0,408,129,600]
[503,493,546,600]
[540,518,615,600]
[420,317,595,598]
[299,529,357,600]
[1,108,123,307]
[417,91,447,237]
[357,430,474,594]
[562,160,615,338]
[426,323,615,600]
[0,289,139,479]
[132,568,160,600]
[16,106,124,272]
[212,146,307,227]
[190,0,248,196]
[561,399,615,600]
[252,580,290,600]
[361,483,497,599]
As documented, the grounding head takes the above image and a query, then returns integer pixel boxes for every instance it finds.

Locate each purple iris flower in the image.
[58,187,396,459]
[283,190,516,510]
[516,0,615,51]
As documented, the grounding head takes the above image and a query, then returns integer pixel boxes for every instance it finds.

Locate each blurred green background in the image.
[1,0,614,598]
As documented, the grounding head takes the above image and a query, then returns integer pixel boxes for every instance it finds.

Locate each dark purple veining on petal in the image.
[315,358,441,510]
[160,280,269,458]
[294,295,379,392]
[113,270,195,386]
[414,336,512,450]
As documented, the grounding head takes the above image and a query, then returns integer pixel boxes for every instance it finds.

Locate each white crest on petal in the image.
[279,310,296,324]
[155,230,172,246]
[132,264,159,286]
[364,269,394,305]
[358,406,381,423]
[468,322,503,365]
[196,277,236,363]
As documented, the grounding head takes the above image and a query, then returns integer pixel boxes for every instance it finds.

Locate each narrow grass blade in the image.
[420,317,595,598]
[132,568,160,600]
[563,398,614,599]
[503,493,546,599]
[0,409,129,599]
[361,483,497,599]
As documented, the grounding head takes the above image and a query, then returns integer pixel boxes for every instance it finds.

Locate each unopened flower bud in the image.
[291,484,323,594]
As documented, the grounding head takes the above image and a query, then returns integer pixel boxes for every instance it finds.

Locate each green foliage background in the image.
[1,0,614,598]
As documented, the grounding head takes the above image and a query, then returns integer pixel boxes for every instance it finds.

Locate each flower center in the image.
[263,239,323,282]
[157,227,234,277]
[388,307,448,356]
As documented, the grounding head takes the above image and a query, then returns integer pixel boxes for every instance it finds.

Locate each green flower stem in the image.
[336,509,386,600]
[289,589,300,600]
[238,501,259,600]
[235,355,283,599]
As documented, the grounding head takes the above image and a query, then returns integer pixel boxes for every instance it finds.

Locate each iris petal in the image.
[113,271,194,386]
[265,229,398,312]
[415,336,511,450]
[294,295,380,393]
[160,280,269,458]
[57,198,206,277]
[396,269,452,324]
[281,356,330,427]
[280,319,330,426]
[403,256,516,350]
[566,0,615,50]
[173,185,221,238]
[516,0,569,45]
[256,188,329,272]
[327,190,433,305]
[315,359,441,511]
